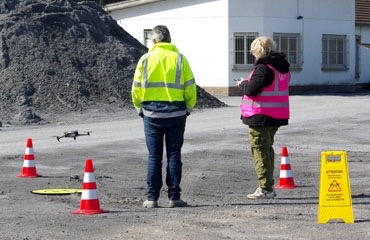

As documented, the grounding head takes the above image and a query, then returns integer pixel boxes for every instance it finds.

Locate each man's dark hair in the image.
[152,25,171,43]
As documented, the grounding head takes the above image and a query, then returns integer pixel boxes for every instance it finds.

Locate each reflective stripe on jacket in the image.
[240,64,290,119]
[131,42,197,118]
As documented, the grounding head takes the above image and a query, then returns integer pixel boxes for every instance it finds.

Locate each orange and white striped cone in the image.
[17,138,41,178]
[275,146,297,189]
[73,159,105,214]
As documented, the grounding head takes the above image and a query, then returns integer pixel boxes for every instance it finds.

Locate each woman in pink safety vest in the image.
[235,36,291,199]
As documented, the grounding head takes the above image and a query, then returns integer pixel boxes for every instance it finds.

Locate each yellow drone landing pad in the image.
[31,189,82,195]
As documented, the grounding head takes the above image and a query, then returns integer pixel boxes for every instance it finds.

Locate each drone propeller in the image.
[51,136,63,142]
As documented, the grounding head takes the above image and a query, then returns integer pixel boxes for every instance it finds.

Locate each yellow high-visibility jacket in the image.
[131,42,197,118]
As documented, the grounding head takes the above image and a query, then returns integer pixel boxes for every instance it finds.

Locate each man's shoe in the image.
[247,187,276,199]
[168,199,188,208]
[143,200,158,208]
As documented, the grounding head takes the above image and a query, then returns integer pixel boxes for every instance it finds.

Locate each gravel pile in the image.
[0,0,226,125]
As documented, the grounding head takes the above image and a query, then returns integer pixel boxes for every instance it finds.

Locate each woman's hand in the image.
[234,77,244,87]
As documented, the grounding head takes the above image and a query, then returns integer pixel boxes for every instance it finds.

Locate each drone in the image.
[55,131,91,142]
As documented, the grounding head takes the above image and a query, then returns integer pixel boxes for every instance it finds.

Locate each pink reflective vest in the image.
[240,64,290,119]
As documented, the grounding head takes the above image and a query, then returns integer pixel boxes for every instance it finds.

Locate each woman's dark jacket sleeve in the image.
[239,65,274,96]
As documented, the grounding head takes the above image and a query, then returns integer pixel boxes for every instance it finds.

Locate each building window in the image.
[322,34,347,70]
[143,29,152,47]
[273,33,302,68]
[233,32,258,67]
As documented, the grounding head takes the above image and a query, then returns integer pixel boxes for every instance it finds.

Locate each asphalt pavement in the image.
[1,93,370,240]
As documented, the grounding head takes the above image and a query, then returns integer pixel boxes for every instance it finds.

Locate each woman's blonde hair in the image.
[250,36,277,59]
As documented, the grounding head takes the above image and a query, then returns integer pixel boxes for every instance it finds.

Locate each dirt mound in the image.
[0,0,226,125]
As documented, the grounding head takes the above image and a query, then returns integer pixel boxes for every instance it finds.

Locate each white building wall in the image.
[107,0,365,94]
[108,0,230,89]
[295,0,356,86]
[228,0,303,85]
[228,0,264,86]
[228,0,356,87]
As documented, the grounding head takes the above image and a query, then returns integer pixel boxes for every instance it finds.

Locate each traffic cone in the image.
[275,146,297,189]
[17,138,41,178]
[72,159,105,214]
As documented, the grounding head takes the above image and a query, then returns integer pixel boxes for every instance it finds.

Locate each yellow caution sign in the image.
[318,150,354,224]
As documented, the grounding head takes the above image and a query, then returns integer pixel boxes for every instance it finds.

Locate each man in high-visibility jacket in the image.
[131,25,197,208]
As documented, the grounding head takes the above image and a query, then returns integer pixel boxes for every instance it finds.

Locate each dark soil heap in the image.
[0,0,226,125]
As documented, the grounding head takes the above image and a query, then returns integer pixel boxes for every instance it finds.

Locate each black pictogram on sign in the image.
[328,180,341,192]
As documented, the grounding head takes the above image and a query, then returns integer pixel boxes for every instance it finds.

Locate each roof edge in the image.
[104,0,165,12]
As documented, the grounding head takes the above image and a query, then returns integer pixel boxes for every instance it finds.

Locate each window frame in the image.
[321,34,348,71]
[232,32,258,70]
[143,29,152,48]
[273,32,302,69]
